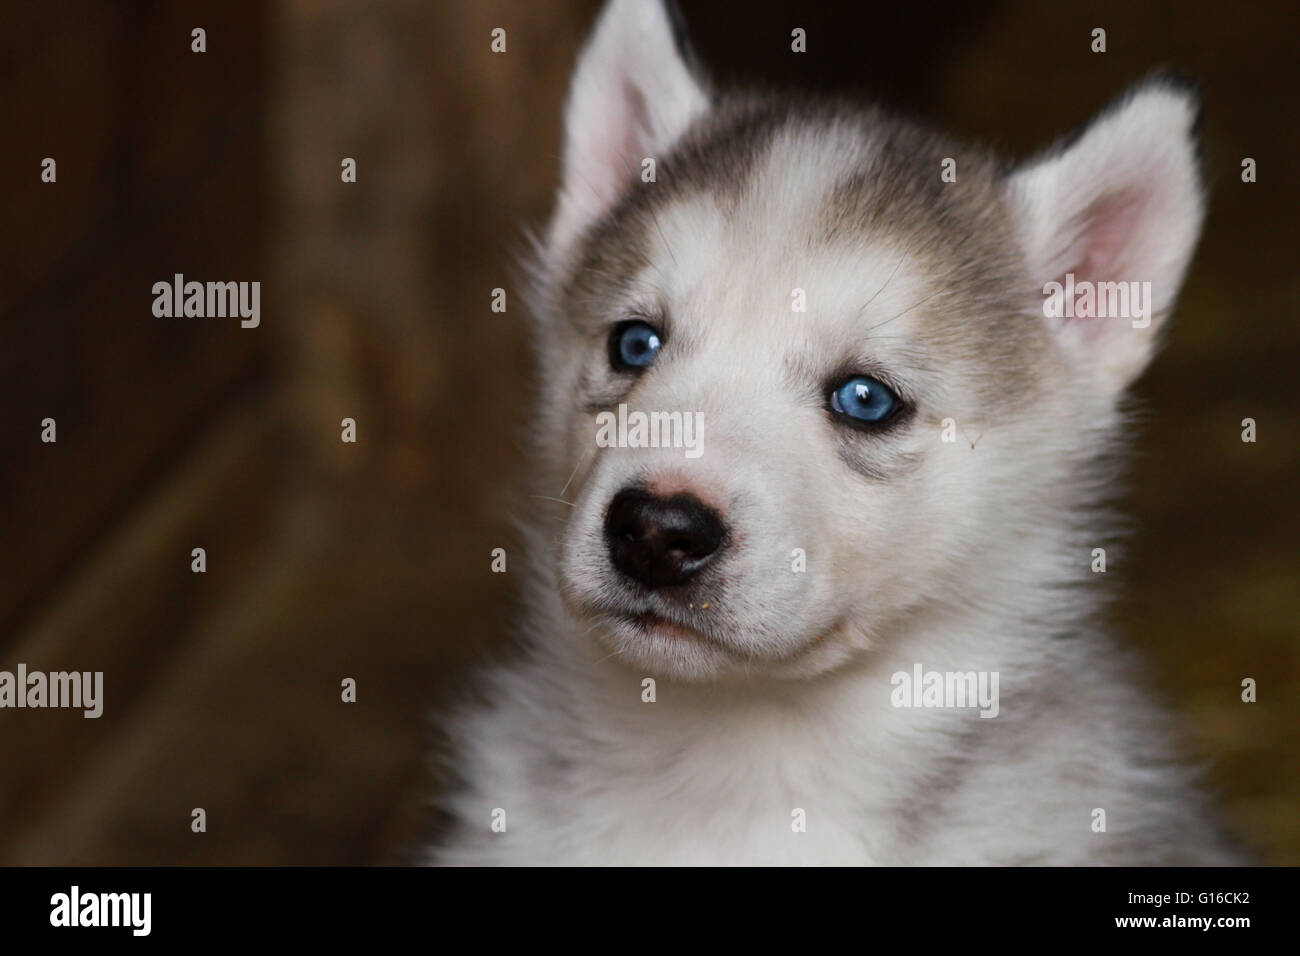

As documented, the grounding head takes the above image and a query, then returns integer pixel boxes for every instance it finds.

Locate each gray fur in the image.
[428,0,1241,866]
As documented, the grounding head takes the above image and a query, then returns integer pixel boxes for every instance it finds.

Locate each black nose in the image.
[604,487,727,588]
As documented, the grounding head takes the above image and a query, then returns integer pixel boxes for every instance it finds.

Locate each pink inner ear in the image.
[1077,191,1145,280]
[578,78,653,215]
[1058,190,1146,329]
[609,78,650,193]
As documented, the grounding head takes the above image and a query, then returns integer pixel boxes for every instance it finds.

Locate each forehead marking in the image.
[559,96,1057,419]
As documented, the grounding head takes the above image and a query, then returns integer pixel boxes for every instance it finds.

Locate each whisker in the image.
[865,287,952,334]
[647,204,679,269]
[854,251,909,320]
[559,446,594,499]
[592,645,623,665]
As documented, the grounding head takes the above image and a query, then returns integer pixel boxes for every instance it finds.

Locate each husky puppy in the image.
[431,0,1240,865]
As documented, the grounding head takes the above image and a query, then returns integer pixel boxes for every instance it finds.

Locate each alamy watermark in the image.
[0,664,103,718]
[152,273,260,328]
[1042,272,1152,328]
[595,403,704,459]
[50,886,150,936]
[890,663,999,718]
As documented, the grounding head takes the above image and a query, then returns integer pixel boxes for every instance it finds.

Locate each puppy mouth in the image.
[618,610,706,642]
[562,571,722,642]
[571,590,723,647]
[566,586,849,675]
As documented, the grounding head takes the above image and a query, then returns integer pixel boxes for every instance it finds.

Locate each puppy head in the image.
[529,0,1203,681]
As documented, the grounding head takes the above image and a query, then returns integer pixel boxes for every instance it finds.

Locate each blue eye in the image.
[830,375,900,424]
[610,320,663,370]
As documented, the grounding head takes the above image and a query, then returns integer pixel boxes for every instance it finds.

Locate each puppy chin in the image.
[601,612,746,681]
[557,543,861,681]
[559,587,739,681]
[561,587,853,685]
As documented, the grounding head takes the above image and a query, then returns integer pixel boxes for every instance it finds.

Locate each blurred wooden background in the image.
[0,0,1296,864]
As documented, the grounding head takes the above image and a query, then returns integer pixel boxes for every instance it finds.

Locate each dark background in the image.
[1,0,1296,864]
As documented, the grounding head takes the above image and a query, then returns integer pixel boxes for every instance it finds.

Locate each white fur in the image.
[429,1,1236,866]
[548,0,709,261]
[1006,85,1204,393]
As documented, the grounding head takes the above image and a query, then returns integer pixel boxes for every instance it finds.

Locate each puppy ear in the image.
[1005,79,1205,395]
[548,0,709,259]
